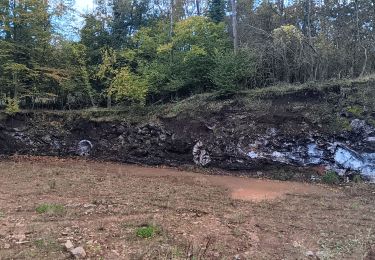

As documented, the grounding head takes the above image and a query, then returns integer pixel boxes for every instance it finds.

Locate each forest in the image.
[0,0,374,111]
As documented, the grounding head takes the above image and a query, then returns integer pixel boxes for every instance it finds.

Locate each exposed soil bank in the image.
[0,79,374,181]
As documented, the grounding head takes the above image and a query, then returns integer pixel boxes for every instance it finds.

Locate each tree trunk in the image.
[196,0,200,16]
[360,46,367,77]
[107,95,111,109]
[170,0,174,38]
[231,0,238,54]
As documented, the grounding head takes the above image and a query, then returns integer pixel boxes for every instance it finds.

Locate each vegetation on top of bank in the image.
[2,75,373,137]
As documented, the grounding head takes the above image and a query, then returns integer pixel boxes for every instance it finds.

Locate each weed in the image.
[36,204,65,216]
[0,211,4,218]
[48,179,56,190]
[136,225,159,238]
[352,175,363,183]
[322,171,340,185]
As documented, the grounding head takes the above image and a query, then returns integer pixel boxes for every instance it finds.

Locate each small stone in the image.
[234,254,241,260]
[305,251,315,257]
[13,233,26,242]
[64,240,74,251]
[4,243,10,249]
[213,252,220,257]
[71,246,86,259]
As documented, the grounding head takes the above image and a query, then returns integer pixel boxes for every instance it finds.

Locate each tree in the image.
[109,67,148,105]
[97,48,117,108]
[208,0,225,23]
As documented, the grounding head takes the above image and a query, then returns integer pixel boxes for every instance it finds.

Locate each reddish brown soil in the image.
[0,156,375,259]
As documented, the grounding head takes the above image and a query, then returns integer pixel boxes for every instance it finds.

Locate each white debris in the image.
[193,141,211,166]
[247,151,258,159]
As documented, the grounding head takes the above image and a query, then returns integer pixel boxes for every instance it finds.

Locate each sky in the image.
[74,0,95,13]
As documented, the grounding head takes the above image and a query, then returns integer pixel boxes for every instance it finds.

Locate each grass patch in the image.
[136,225,159,239]
[0,210,4,218]
[322,171,340,185]
[34,238,61,252]
[36,204,65,216]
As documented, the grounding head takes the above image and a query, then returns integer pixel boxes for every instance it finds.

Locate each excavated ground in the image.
[1,156,375,259]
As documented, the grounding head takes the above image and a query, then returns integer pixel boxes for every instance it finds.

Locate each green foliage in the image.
[109,67,148,104]
[136,225,158,238]
[346,106,365,118]
[322,171,340,185]
[272,25,303,45]
[137,17,230,99]
[36,204,65,216]
[208,0,226,23]
[5,98,20,115]
[210,49,257,91]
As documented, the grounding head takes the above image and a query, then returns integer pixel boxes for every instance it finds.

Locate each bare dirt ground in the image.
[0,156,375,260]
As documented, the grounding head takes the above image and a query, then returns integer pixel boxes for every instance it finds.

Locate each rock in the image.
[12,233,26,242]
[350,119,373,135]
[71,246,86,259]
[65,240,74,251]
[305,251,314,257]
[333,144,375,180]
[4,243,10,249]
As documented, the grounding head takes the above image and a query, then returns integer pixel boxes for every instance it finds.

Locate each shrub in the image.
[5,97,20,115]
[136,225,158,238]
[322,171,340,185]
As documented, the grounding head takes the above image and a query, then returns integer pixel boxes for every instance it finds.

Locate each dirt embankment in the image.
[0,78,374,180]
[1,157,375,259]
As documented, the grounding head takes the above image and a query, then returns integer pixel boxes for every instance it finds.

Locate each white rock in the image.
[305,251,314,257]
[4,243,10,249]
[13,233,26,242]
[71,246,86,258]
[64,240,74,251]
